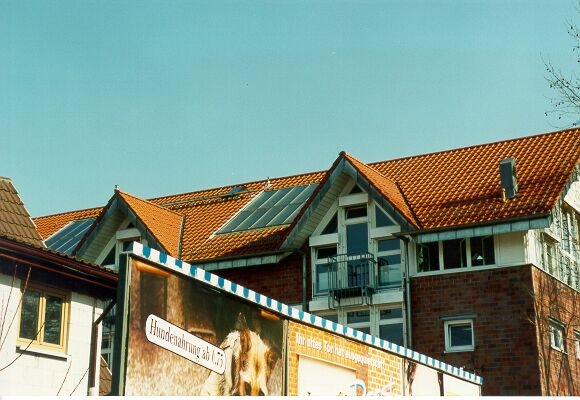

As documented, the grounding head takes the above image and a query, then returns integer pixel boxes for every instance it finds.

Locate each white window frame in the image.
[416,236,496,274]
[377,306,404,346]
[444,318,475,353]
[549,318,566,353]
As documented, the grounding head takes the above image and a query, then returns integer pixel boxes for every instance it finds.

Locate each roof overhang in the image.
[0,235,117,298]
[410,216,551,244]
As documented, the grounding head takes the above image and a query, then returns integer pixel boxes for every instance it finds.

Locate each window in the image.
[346,309,371,335]
[378,307,404,346]
[377,239,401,287]
[549,318,566,352]
[417,242,439,272]
[575,331,580,360]
[417,236,496,273]
[315,246,337,294]
[444,319,474,352]
[18,285,69,351]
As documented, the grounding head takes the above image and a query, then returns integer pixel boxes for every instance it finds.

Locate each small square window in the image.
[549,319,566,352]
[444,319,474,352]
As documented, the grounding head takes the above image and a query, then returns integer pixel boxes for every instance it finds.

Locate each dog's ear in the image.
[234,312,248,331]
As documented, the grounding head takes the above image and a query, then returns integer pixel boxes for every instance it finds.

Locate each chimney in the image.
[499,158,518,200]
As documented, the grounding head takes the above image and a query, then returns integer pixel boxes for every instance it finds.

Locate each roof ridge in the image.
[368,128,580,166]
[148,170,326,203]
[117,190,184,217]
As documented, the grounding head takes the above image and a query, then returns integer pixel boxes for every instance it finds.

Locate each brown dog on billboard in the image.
[124,259,284,396]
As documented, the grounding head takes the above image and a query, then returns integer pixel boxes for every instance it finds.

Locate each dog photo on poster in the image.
[123,259,284,396]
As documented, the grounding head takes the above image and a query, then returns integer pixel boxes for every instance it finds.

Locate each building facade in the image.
[0,178,117,395]
[35,128,580,395]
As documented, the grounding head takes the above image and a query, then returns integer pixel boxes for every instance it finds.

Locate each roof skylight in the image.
[45,218,95,255]
[218,184,317,233]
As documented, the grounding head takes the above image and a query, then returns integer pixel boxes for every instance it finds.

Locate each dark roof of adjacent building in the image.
[0,177,45,247]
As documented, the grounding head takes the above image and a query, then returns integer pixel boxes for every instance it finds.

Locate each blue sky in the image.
[2,0,578,217]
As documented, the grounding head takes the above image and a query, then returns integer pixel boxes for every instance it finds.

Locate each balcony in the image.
[328,252,377,308]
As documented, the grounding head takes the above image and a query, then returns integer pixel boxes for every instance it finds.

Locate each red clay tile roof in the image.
[370,129,580,230]
[0,177,45,247]
[117,191,184,257]
[342,152,420,228]
[33,129,580,262]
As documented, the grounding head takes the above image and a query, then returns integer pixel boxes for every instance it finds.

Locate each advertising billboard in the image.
[122,258,284,396]
[109,244,482,396]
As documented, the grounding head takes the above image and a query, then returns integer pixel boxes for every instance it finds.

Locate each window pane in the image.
[443,239,467,269]
[19,290,40,340]
[321,213,338,234]
[346,223,368,254]
[379,323,404,346]
[380,308,403,320]
[378,255,402,286]
[316,264,330,293]
[376,206,395,227]
[346,206,367,219]
[378,239,399,252]
[470,236,495,266]
[417,242,439,272]
[347,310,370,324]
[449,323,472,347]
[43,294,63,345]
[317,246,337,260]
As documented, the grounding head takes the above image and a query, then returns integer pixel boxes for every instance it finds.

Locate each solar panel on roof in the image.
[45,218,95,255]
[218,184,317,233]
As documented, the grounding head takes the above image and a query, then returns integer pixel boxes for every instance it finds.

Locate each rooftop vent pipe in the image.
[500,157,518,201]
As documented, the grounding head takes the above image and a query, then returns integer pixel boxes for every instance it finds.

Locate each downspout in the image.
[88,299,117,396]
[394,233,412,349]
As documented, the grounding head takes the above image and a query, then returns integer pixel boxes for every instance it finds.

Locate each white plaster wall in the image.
[0,274,103,396]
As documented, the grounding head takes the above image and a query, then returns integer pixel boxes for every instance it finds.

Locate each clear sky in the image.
[2,0,579,218]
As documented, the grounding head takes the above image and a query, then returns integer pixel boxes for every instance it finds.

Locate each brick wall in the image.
[531,267,580,395]
[214,252,309,306]
[286,322,403,395]
[410,265,541,395]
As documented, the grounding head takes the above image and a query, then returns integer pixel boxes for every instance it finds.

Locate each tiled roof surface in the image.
[0,177,45,247]
[34,129,580,262]
[118,191,184,256]
[342,152,420,227]
[35,207,102,239]
[370,129,580,230]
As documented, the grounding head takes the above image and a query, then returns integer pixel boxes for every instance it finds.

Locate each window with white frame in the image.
[549,318,566,352]
[346,309,371,335]
[417,236,495,273]
[541,206,580,290]
[314,304,404,344]
[378,307,404,346]
[575,330,580,359]
[377,239,402,287]
[314,246,337,294]
[18,284,69,352]
[444,318,474,352]
[310,185,402,295]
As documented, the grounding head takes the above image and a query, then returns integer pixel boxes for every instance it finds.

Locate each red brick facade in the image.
[410,265,580,395]
[287,322,403,395]
[214,252,309,306]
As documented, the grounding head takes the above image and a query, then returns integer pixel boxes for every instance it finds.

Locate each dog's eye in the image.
[244,382,251,395]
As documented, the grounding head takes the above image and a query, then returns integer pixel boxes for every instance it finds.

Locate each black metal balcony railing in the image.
[328,252,377,307]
